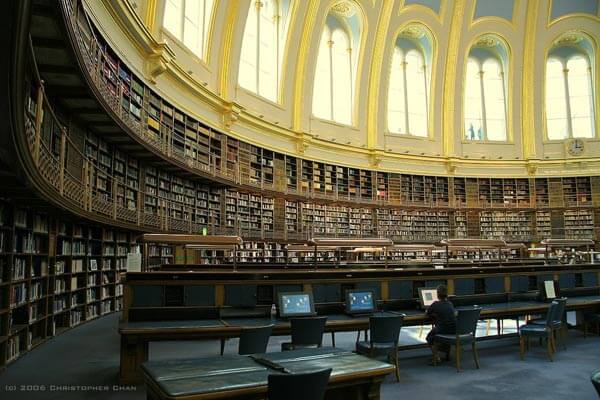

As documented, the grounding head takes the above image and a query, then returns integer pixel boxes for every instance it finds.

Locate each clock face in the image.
[567,139,584,156]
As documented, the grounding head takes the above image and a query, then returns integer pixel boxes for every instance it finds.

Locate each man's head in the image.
[436,285,448,300]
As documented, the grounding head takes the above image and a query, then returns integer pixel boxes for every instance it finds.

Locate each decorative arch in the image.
[463,34,510,141]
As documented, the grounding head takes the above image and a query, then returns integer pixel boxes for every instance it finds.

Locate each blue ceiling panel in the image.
[551,0,598,20]
[474,0,514,21]
[404,0,441,14]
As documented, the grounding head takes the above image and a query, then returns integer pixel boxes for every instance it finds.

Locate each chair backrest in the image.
[290,316,327,347]
[238,324,273,355]
[455,307,482,336]
[591,369,600,396]
[268,368,332,400]
[369,315,403,346]
[544,301,560,326]
[553,297,567,323]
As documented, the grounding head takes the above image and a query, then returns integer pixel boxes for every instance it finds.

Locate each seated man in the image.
[425,285,456,363]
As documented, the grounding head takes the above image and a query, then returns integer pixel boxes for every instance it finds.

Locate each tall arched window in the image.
[387,29,431,137]
[163,0,214,59]
[463,38,508,141]
[312,8,361,125]
[238,0,292,102]
[546,51,595,140]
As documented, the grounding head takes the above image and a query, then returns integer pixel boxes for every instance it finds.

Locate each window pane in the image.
[545,58,568,140]
[483,59,506,141]
[331,29,352,124]
[164,0,183,39]
[464,60,484,140]
[183,0,201,55]
[239,1,259,92]
[406,50,427,137]
[387,48,405,134]
[312,28,332,120]
[567,56,594,138]
[258,0,278,100]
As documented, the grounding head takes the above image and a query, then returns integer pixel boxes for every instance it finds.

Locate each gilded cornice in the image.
[522,0,539,159]
[441,0,466,157]
[366,0,393,150]
[98,0,175,83]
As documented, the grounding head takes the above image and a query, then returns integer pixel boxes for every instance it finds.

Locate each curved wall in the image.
[88,0,600,177]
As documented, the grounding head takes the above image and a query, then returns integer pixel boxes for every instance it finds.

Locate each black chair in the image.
[281,316,327,351]
[433,307,481,372]
[591,369,600,397]
[528,297,567,349]
[267,368,332,400]
[238,324,273,355]
[519,301,559,361]
[356,314,404,381]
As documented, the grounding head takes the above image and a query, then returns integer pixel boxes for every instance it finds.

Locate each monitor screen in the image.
[278,292,315,318]
[418,287,439,308]
[345,290,376,314]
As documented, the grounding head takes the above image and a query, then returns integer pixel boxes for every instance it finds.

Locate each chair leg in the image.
[394,352,400,382]
[472,342,480,369]
[331,332,335,347]
[432,343,439,366]
[455,342,461,372]
[220,338,226,355]
[418,324,424,338]
[519,336,525,360]
[486,319,490,336]
[547,335,554,362]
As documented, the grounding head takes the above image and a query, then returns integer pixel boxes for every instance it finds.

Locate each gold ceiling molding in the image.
[292,0,319,131]
[474,35,499,48]
[366,0,394,150]
[442,0,466,157]
[330,1,357,18]
[521,0,539,159]
[218,0,240,100]
[553,31,584,46]
[399,24,426,39]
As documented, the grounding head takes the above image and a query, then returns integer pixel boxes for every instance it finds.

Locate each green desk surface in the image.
[142,347,393,398]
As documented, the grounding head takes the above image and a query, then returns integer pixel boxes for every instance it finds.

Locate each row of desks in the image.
[120,295,600,384]
[142,347,394,400]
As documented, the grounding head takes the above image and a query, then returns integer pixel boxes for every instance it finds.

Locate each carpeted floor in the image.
[0,312,598,399]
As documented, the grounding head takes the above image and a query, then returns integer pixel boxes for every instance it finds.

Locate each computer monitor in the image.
[278,292,315,318]
[345,290,376,315]
[418,287,439,308]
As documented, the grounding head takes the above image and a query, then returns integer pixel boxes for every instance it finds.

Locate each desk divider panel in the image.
[224,285,258,307]
[132,285,164,307]
[511,276,529,293]
[582,272,599,287]
[484,277,505,293]
[355,282,382,300]
[425,280,446,288]
[313,284,342,303]
[184,286,215,306]
[388,281,413,300]
[559,273,576,289]
[454,279,475,296]
[273,285,303,302]
[536,274,554,286]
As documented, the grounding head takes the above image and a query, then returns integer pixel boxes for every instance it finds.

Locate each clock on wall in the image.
[566,138,585,156]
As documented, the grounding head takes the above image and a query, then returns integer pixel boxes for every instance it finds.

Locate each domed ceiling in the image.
[89,0,600,177]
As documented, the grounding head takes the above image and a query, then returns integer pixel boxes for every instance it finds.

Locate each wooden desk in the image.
[119,296,600,384]
[141,347,395,400]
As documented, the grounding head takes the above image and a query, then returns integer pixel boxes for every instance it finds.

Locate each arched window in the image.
[312,8,360,125]
[546,52,595,140]
[238,0,292,102]
[163,0,214,59]
[463,38,508,141]
[387,29,431,137]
